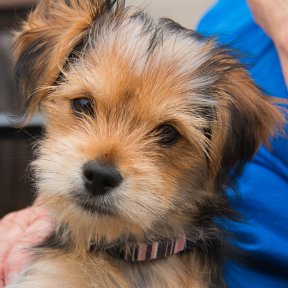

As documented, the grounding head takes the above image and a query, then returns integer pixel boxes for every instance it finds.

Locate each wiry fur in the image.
[9,0,286,287]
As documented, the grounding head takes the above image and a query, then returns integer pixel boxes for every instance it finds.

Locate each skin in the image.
[247,0,288,86]
[1,0,287,286]
[0,207,52,287]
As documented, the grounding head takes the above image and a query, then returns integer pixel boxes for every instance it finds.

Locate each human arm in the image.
[247,0,288,86]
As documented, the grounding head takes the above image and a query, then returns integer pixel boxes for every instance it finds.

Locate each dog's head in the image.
[14,0,285,244]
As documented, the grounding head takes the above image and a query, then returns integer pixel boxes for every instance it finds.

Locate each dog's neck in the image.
[91,234,199,262]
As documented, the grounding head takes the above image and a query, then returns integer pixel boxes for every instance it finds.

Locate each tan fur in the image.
[9,0,286,287]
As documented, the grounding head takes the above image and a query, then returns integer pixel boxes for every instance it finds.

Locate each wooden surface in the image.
[0,0,37,9]
[0,128,41,217]
[0,0,37,29]
[0,32,16,113]
[0,2,38,217]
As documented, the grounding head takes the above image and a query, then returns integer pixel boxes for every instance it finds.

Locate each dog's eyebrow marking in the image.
[122,90,135,103]
[64,0,72,7]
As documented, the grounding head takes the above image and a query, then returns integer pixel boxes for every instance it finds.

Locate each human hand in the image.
[0,207,52,287]
[247,0,288,87]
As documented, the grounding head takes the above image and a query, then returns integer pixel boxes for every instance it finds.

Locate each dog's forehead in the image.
[66,14,216,114]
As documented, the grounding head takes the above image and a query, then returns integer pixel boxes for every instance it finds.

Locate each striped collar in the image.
[100,234,196,262]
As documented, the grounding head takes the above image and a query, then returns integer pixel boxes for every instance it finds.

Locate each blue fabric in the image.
[197,1,288,287]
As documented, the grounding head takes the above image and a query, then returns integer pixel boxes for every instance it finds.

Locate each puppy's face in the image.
[33,31,213,241]
[14,0,284,243]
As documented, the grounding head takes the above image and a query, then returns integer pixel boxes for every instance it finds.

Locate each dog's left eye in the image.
[156,124,181,147]
[72,97,94,116]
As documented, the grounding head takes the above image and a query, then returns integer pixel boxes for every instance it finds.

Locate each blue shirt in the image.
[197,1,288,287]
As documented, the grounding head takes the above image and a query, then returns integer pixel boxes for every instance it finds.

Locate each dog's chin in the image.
[72,194,116,216]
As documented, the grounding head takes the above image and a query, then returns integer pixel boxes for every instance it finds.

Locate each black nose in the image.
[83,161,123,196]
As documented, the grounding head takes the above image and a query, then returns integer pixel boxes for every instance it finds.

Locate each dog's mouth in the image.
[72,194,116,216]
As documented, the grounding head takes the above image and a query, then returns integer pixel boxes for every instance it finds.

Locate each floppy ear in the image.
[207,55,286,188]
[14,0,124,115]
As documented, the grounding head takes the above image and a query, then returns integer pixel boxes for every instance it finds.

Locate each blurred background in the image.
[0,0,215,217]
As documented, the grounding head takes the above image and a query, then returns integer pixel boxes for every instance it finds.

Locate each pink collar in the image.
[103,234,196,262]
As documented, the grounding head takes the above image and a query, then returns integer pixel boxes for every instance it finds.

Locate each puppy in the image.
[9,0,285,287]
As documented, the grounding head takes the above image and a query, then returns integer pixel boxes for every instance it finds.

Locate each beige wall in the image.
[126,0,215,28]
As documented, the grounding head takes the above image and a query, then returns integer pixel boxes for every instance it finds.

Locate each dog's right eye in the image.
[71,97,94,117]
[155,124,181,147]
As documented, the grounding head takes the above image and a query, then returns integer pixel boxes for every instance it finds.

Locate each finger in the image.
[0,207,49,236]
[0,207,49,263]
[0,208,40,281]
[0,207,51,286]
[4,217,52,285]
